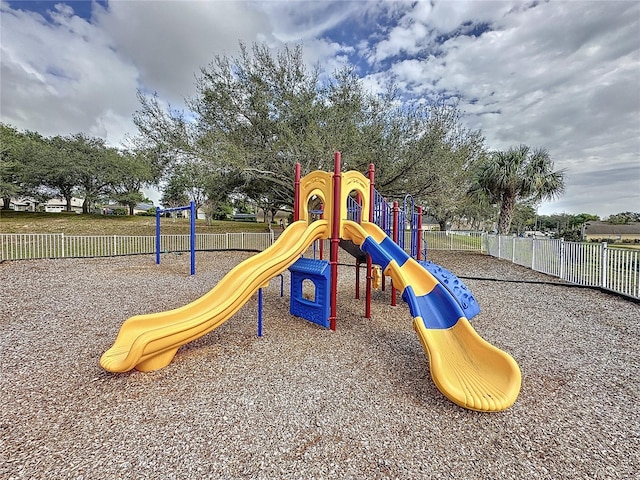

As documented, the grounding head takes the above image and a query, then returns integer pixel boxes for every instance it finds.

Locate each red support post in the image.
[365,254,372,318]
[391,200,399,307]
[365,163,375,319]
[319,202,324,260]
[329,152,341,331]
[293,163,301,222]
[416,206,423,261]
[368,163,375,222]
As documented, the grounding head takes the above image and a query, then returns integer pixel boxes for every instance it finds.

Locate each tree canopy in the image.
[0,123,154,212]
[469,145,565,234]
[133,41,487,225]
[12,42,622,233]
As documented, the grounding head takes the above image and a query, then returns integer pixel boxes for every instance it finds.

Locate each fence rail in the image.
[422,231,485,252]
[2,230,637,300]
[0,232,274,261]
[483,235,639,299]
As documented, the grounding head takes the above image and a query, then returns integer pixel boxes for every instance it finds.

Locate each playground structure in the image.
[101,153,521,412]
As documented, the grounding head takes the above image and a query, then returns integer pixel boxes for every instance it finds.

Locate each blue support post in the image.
[257,288,263,337]
[155,207,161,265]
[190,201,195,276]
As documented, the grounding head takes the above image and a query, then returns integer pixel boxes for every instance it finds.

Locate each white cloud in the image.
[371,16,431,63]
[0,2,139,145]
[252,0,361,43]
[93,0,276,105]
[366,0,640,217]
[1,0,638,217]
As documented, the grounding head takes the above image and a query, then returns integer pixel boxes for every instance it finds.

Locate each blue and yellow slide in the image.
[343,220,521,412]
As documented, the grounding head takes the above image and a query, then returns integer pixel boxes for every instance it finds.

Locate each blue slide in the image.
[342,220,521,412]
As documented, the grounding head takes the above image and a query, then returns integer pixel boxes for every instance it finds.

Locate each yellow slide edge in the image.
[413,316,522,412]
[100,220,328,373]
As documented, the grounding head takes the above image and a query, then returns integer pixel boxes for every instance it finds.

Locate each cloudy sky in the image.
[1,0,639,218]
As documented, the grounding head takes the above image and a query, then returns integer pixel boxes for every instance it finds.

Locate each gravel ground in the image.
[1,249,639,479]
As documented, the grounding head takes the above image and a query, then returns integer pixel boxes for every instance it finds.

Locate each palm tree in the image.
[470,145,565,234]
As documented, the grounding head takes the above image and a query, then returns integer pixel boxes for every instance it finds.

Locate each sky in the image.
[1,0,639,218]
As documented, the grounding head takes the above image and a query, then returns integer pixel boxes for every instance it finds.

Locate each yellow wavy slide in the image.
[343,220,521,412]
[100,220,328,373]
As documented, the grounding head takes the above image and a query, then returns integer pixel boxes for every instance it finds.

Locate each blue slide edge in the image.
[402,285,462,329]
[418,260,481,320]
[361,230,464,330]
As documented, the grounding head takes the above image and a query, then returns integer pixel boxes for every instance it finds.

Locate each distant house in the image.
[0,198,39,212]
[44,197,84,214]
[99,203,128,215]
[133,203,155,215]
[583,221,640,243]
[157,204,206,220]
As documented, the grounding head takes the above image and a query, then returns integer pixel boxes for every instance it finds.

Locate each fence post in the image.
[512,235,516,263]
[61,233,65,258]
[531,236,536,270]
[601,242,608,290]
[559,239,565,280]
[113,235,117,256]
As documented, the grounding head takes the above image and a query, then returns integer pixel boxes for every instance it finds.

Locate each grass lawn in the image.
[611,244,640,251]
[0,210,271,236]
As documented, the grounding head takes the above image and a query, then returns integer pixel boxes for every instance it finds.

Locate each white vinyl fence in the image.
[422,231,484,252]
[2,230,637,300]
[484,235,640,299]
[0,232,274,261]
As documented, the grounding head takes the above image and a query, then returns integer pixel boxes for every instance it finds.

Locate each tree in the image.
[109,150,154,215]
[0,124,25,209]
[510,204,537,235]
[412,104,486,231]
[19,135,81,212]
[454,194,498,231]
[606,212,640,224]
[201,170,242,223]
[469,145,565,234]
[132,91,195,183]
[134,41,488,221]
[67,134,116,214]
[160,174,190,211]
[191,42,325,206]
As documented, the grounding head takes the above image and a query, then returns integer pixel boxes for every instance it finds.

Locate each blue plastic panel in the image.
[402,285,463,329]
[289,258,331,328]
[419,261,480,320]
[361,237,392,270]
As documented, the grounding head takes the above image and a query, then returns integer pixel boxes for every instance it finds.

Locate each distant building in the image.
[0,198,38,211]
[44,197,84,214]
[133,203,154,215]
[583,221,640,243]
